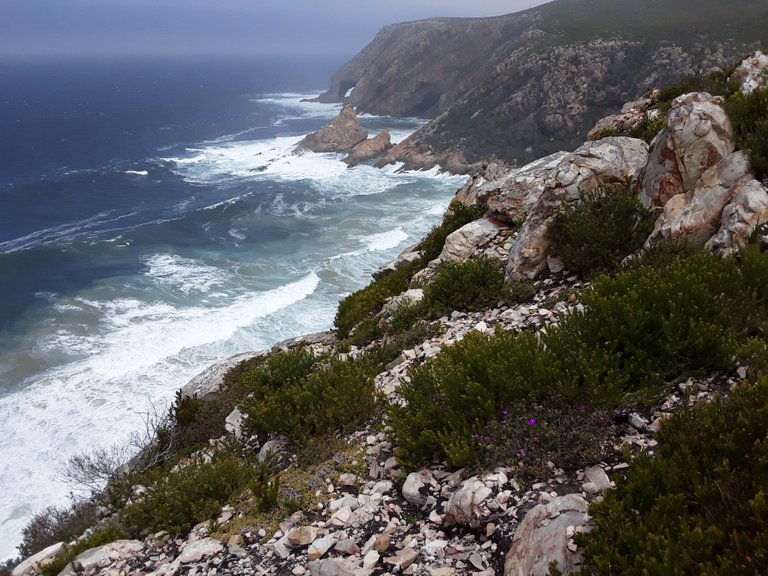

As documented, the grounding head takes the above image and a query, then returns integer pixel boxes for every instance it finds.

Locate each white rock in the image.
[445,478,493,524]
[12,542,65,576]
[59,540,144,576]
[504,494,592,576]
[286,526,318,548]
[308,536,337,561]
[402,472,428,507]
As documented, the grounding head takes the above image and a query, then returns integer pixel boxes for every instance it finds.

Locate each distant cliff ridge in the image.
[321,0,768,170]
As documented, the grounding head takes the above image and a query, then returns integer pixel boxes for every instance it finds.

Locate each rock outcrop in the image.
[296,104,368,153]
[730,50,768,95]
[343,130,393,166]
[504,494,592,576]
[633,92,735,210]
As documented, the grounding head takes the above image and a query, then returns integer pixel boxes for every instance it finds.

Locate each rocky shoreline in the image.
[9,51,768,576]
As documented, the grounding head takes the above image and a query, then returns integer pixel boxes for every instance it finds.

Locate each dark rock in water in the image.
[343,129,393,166]
[296,104,368,153]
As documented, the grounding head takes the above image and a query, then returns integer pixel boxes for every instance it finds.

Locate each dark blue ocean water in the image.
[0,56,464,558]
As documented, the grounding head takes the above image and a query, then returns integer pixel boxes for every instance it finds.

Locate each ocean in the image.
[0,56,464,559]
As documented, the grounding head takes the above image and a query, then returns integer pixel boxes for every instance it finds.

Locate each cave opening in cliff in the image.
[338,80,357,100]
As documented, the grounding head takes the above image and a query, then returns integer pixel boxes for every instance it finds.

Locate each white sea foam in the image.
[142,253,229,296]
[361,229,409,252]
[0,272,320,559]
[124,170,149,176]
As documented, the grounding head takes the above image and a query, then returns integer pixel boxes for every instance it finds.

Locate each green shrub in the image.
[472,401,617,480]
[240,352,380,441]
[629,115,666,144]
[18,501,101,558]
[546,254,748,402]
[725,83,768,181]
[121,451,276,536]
[334,200,486,342]
[334,261,417,341]
[547,186,654,276]
[388,249,768,470]
[579,379,768,575]
[388,330,559,468]
[421,255,508,316]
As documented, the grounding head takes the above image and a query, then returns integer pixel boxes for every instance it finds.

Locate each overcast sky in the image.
[0,0,551,58]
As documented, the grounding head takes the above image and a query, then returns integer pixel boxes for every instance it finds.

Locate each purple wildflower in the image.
[526,419,537,426]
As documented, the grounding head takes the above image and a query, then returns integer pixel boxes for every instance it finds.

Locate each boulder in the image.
[587,91,660,140]
[412,218,502,283]
[178,538,224,563]
[296,104,368,153]
[307,535,338,561]
[500,137,648,280]
[647,150,753,248]
[504,494,591,576]
[634,92,735,209]
[582,466,613,495]
[11,542,64,576]
[59,540,144,576]
[729,51,768,95]
[444,478,493,525]
[181,351,262,401]
[307,558,357,576]
[285,526,318,548]
[373,244,422,280]
[383,289,424,316]
[706,178,768,255]
[224,406,244,439]
[344,130,393,166]
[258,436,289,463]
[402,471,429,508]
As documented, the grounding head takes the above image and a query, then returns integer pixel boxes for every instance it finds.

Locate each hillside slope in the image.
[320,0,768,169]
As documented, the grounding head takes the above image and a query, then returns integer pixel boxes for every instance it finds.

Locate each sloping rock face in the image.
[318,15,538,118]
[296,104,367,153]
[636,92,768,252]
[343,130,393,166]
[730,50,768,95]
[587,91,660,140]
[323,0,766,168]
[462,137,648,280]
[633,92,735,209]
[504,494,591,576]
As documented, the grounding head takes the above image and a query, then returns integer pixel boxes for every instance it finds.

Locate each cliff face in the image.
[317,14,540,118]
[322,0,768,169]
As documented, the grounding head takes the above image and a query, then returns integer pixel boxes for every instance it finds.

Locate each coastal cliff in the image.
[9,48,768,575]
[321,0,767,170]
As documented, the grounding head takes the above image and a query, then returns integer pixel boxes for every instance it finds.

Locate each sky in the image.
[0,0,551,58]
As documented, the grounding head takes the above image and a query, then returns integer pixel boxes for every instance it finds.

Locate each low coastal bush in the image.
[725,82,768,181]
[240,350,381,441]
[389,330,558,468]
[334,200,486,342]
[578,378,768,575]
[420,255,508,315]
[389,248,768,470]
[18,501,101,558]
[547,186,654,276]
[121,450,277,537]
